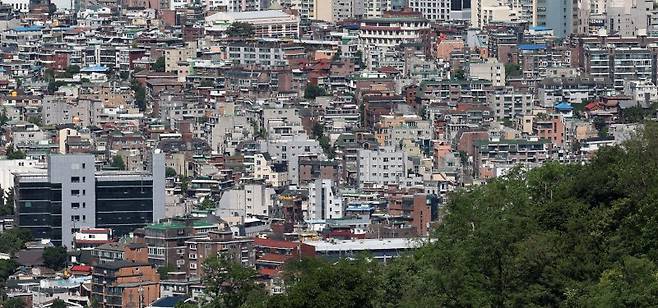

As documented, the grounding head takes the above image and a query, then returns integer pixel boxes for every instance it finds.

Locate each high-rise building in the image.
[14,153,165,247]
[532,0,590,38]
[409,0,452,21]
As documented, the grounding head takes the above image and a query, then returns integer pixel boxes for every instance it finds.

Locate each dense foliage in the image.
[225,22,255,38]
[200,123,658,307]
[43,246,68,270]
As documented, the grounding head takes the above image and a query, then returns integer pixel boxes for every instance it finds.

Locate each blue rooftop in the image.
[518,44,547,51]
[555,102,574,111]
[529,26,550,31]
[80,64,109,73]
[13,25,43,32]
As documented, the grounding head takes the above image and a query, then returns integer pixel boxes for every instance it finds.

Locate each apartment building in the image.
[185,228,255,277]
[306,179,343,221]
[474,137,551,178]
[141,219,219,269]
[259,135,323,185]
[409,0,452,21]
[357,146,410,188]
[375,114,433,148]
[223,41,291,68]
[216,183,275,224]
[91,261,160,308]
[469,59,506,87]
[584,46,654,90]
[488,87,534,120]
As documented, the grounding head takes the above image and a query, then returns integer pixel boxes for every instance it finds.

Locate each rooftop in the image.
[304,238,423,251]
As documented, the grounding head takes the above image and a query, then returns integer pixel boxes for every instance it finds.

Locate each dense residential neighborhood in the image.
[0,0,657,307]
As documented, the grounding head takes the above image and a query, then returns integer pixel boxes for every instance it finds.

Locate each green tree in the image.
[505,63,522,77]
[153,56,165,72]
[2,297,26,308]
[65,65,80,76]
[225,22,255,38]
[584,256,658,306]
[27,116,42,127]
[593,117,608,137]
[111,155,125,170]
[130,79,147,111]
[310,123,335,159]
[50,298,67,308]
[304,84,326,100]
[278,256,384,308]
[353,50,364,68]
[453,69,465,80]
[157,265,174,280]
[202,255,266,308]
[0,107,9,126]
[43,246,67,270]
[0,259,18,286]
[165,167,177,178]
[179,176,189,194]
[198,196,215,210]
[0,228,32,256]
[215,122,658,307]
[0,187,13,216]
[6,146,26,160]
[620,106,647,123]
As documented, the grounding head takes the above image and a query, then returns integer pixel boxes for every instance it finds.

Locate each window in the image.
[71,202,80,209]
[71,190,80,196]
[71,176,80,183]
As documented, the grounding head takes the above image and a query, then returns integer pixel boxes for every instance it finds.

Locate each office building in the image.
[14,154,165,247]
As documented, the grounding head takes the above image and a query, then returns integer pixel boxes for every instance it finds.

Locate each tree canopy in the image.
[196,122,658,307]
[43,246,67,270]
[153,56,166,72]
[111,155,126,170]
[303,84,326,100]
[6,146,26,160]
[225,22,255,38]
[0,228,31,256]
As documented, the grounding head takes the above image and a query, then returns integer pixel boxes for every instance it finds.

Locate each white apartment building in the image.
[365,0,392,18]
[624,80,658,107]
[409,0,452,21]
[471,0,519,29]
[259,135,324,185]
[306,179,343,221]
[250,153,289,188]
[204,0,260,12]
[216,184,274,224]
[357,146,410,188]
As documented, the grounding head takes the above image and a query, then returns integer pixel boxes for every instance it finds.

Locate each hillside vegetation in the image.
[201,123,658,308]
